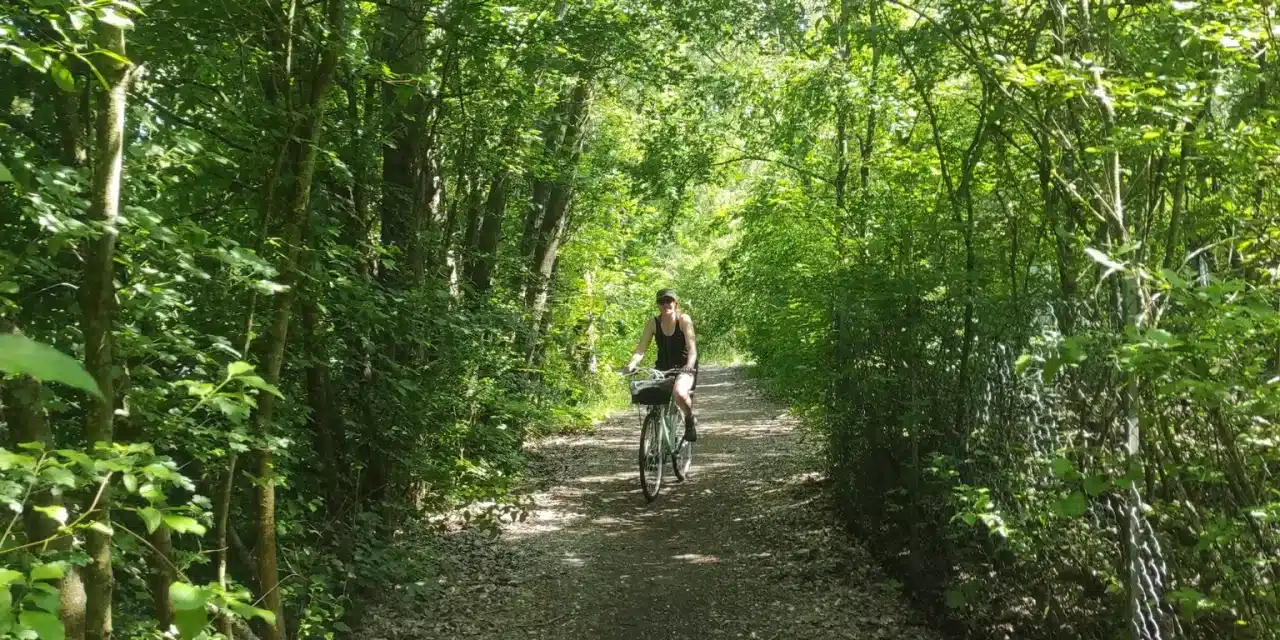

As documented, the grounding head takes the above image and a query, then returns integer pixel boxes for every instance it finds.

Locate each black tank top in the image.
[654,315,691,371]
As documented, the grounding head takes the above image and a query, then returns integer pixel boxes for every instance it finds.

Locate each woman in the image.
[622,288,698,442]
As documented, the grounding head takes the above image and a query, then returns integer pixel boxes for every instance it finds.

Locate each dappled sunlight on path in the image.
[362,366,942,639]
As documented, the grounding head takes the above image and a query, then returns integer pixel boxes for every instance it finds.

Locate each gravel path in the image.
[360,366,942,639]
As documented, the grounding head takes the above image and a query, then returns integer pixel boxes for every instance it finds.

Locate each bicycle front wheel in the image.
[639,411,664,502]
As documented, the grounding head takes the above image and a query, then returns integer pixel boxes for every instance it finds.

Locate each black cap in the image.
[656,288,678,302]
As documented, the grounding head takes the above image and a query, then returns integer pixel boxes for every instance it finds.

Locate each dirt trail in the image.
[362,366,942,639]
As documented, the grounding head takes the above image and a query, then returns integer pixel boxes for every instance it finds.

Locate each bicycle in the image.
[623,368,695,502]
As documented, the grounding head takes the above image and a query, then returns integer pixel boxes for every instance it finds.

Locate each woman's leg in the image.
[673,372,696,440]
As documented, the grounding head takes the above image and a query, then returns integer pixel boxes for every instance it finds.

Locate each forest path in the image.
[362,366,941,639]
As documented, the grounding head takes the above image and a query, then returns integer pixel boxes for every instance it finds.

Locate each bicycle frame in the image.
[626,368,693,501]
[646,396,682,454]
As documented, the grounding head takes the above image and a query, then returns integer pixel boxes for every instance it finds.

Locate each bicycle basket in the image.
[630,377,674,405]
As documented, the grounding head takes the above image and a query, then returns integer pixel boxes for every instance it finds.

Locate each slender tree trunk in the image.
[378,0,427,288]
[301,294,339,500]
[0,340,88,639]
[525,78,589,322]
[145,526,175,630]
[1162,105,1207,269]
[342,75,377,276]
[469,169,508,293]
[519,90,574,270]
[1089,54,1148,640]
[458,170,484,285]
[215,455,237,639]
[250,3,345,637]
[81,19,130,640]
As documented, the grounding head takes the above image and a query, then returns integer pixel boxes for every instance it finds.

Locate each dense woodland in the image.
[1,0,1278,639]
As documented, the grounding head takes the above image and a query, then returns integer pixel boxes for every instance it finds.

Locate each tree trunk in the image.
[519,90,575,270]
[146,526,175,630]
[525,78,589,321]
[81,19,130,640]
[301,294,340,501]
[0,343,88,639]
[468,170,508,293]
[250,2,345,637]
[378,0,428,288]
[215,455,238,639]
[342,75,378,276]
[1162,105,1207,269]
[459,171,484,282]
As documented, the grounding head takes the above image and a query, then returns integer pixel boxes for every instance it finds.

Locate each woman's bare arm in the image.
[625,318,655,370]
[680,314,697,371]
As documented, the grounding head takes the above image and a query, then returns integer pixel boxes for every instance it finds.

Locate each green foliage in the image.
[0,335,101,398]
[707,0,1280,638]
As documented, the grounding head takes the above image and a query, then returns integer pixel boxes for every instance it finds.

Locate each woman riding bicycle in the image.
[621,288,698,442]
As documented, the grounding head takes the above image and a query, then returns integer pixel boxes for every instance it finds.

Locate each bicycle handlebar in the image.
[618,367,685,377]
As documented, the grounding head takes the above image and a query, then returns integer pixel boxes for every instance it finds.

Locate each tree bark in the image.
[468,169,508,293]
[215,454,238,639]
[0,347,88,640]
[146,526,175,630]
[525,77,589,324]
[81,19,130,640]
[301,294,340,501]
[378,0,428,288]
[249,2,346,637]
[519,85,577,270]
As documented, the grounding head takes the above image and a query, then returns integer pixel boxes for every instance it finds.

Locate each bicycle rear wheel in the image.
[668,402,694,481]
[639,410,663,502]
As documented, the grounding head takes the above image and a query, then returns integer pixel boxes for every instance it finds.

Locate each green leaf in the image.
[1060,336,1088,363]
[1013,354,1036,374]
[88,521,113,536]
[29,562,65,582]
[0,163,12,182]
[41,467,76,488]
[226,361,254,377]
[0,335,103,398]
[168,582,208,611]
[1084,247,1123,272]
[1053,491,1088,518]
[121,473,137,493]
[174,606,207,640]
[97,7,134,29]
[33,505,67,525]
[1041,357,1062,384]
[27,587,60,614]
[227,599,276,624]
[68,10,90,30]
[49,63,75,93]
[0,569,24,586]
[0,587,11,631]
[1083,474,1111,497]
[163,515,207,536]
[137,507,162,534]
[1050,457,1075,479]
[1144,329,1178,346]
[0,449,35,470]
[18,610,64,640]
[237,375,284,399]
